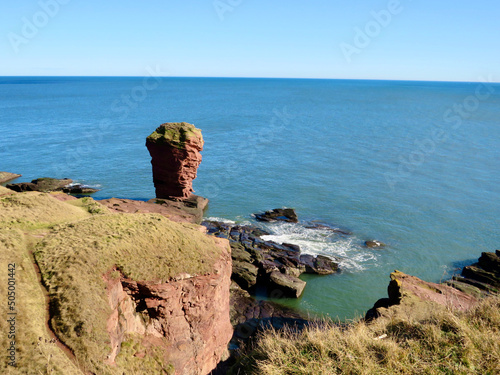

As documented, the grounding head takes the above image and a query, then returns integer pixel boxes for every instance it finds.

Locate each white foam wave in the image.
[204,217,236,225]
[67,182,102,188]
[260,222,378,272]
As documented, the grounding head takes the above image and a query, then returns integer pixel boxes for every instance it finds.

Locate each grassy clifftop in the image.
[0,190,224,374]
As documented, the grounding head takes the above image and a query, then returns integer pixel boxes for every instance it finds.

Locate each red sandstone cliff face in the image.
[146,122,204,199]
[105,236,232,375]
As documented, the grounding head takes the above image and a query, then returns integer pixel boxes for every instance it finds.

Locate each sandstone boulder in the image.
[268,271,306,298]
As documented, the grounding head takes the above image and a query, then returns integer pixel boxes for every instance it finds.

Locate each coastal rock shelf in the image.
[202,218,340,299]
[6,177,99,195]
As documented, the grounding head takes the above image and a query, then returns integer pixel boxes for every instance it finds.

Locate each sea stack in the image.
[146,122,204,199]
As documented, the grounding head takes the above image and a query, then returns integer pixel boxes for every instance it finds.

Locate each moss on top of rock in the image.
[146,122,202,149]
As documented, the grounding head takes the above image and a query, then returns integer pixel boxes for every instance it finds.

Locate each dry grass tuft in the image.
[234,296,500,375]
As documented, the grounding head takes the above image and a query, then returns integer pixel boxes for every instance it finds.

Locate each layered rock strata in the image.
[366,250,500,321]
[447,250,500,296]
[146,122,204,199]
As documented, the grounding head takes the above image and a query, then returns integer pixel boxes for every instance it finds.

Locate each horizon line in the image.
[1,75,498,84]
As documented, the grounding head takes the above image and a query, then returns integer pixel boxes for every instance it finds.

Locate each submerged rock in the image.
[62,184,99,195]
[365,240,386,248]
[146,122,204,199]
[304,222,352,235]
[300,254,339,275]
[0,171,21,184]
[254,208,298,223]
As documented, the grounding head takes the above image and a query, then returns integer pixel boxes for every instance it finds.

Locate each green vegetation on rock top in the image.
[146,122,202,149]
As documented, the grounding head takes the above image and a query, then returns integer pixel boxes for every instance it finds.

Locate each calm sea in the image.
[1,76,499,319]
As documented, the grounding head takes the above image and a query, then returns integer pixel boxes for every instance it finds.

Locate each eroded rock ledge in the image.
[366,250,500,321]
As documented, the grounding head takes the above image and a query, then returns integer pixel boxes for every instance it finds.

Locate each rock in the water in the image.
[7,177,72,192]
[300,254,339,275]
[304,222,352,235]
[62,184,99,195]
[254,208,298,223]
[365,240,386,248]
[203,220,340,298]
[0,172,21,184]
[146,122,204,199]
[231,242,253,263]
[268,271,306,298]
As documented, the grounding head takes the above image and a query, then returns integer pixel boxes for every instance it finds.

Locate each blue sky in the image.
[1,0,499,81]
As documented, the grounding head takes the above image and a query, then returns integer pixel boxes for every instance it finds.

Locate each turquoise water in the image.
[1,77,499,319]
